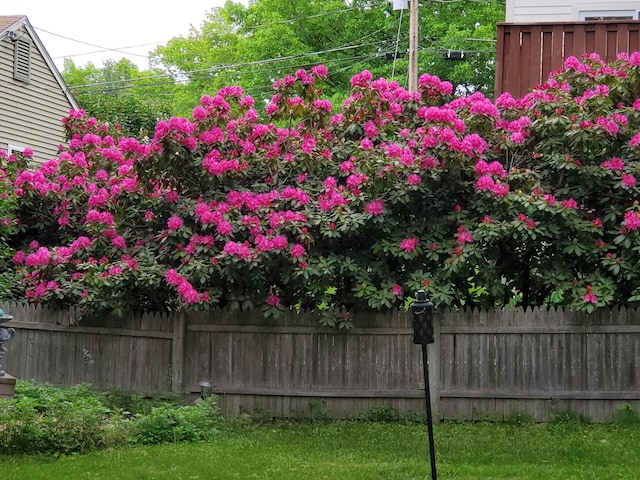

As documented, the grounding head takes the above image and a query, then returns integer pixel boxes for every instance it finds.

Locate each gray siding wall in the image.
[506,1,640,22]
[0,26,73,165]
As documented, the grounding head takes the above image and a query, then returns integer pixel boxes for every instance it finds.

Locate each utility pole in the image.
[408,0,419,93]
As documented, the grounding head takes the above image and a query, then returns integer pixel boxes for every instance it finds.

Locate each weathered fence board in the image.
[2,302,640,421]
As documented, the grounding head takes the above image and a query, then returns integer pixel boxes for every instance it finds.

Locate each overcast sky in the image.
[8,1,248,70]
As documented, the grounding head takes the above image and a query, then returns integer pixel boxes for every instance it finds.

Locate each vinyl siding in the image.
[0,26,74,165]
[506,1,640,22]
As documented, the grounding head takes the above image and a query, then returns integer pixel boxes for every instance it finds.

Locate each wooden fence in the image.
[495,21,640,98]
[2,302,640,422]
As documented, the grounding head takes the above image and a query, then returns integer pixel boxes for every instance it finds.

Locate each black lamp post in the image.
[410,289,437,480]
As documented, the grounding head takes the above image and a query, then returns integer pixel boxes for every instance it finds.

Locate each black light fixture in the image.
[198,380,213,400]
[410,290,437,480]
[445,50,465,61]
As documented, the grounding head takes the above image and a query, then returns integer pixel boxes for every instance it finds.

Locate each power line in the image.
[242,7,358,30]
[68,38,392,89]
[71,55,375,95]
[34,26,151,59]
[51,42,164,61]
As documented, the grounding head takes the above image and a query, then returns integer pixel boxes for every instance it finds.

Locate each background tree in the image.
[62,1,504,121]
[151,0,504,114]
[63,58,173,137]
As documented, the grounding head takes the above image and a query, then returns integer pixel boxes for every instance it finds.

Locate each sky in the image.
[8,1,248,71]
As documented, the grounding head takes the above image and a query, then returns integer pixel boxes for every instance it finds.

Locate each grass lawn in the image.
[1,421,640,479]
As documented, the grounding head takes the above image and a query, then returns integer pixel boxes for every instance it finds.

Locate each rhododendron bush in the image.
[5,53,640,327]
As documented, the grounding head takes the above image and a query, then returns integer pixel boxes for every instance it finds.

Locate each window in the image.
[13,38,31,83]
[579,10,636,21]
[7,145,25,156]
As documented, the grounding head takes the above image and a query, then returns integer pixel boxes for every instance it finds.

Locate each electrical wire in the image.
[391,7,404,82]
[34,26,151,59]
[242,7,358,31]
[71,55,374,95]
[68,38,392,89]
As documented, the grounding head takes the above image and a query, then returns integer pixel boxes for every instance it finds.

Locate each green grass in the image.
[1,421,640,479]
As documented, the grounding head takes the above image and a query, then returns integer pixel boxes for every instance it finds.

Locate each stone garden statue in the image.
[0,311,14,377]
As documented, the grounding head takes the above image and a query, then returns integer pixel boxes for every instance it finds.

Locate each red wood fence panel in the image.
[495,21,640,99]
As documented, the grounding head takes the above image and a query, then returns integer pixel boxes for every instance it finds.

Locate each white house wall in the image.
[506,1,640,22]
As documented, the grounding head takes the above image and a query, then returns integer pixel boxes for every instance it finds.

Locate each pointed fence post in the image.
[172,312,186,393]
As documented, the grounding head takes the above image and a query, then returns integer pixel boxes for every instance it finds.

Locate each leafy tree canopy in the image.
[63,0,504,120]
[63,58,174,137]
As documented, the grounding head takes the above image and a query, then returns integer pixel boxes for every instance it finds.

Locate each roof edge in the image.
[1,15,79,111]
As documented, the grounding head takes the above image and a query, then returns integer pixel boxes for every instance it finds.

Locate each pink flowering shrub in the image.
[7,54,640,325]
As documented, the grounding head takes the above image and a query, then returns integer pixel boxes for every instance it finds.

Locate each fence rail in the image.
[2,303,640,421]
[495,21,640,98]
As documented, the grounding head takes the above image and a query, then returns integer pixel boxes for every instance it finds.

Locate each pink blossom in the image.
[85,210,115,226]
[192,106,207,120]
[26,247,51,267]
[351,70,372,87]
[108,266,123,276]
[310,65,328,77]
[267,294,281,307]
[222,241,252,260]
[177,280,200,304]
[407,174,421,185]
[457,231,474,245]
[111,236,126,250]
[12,251,25,264]
[583,285,597,304]
[622,173,637,187]
[391,284,403,296]
[601,157,625,171]
[623,210,640,231]
[330,114,345,125]
[216,220,233,236]
[364,200,384,215]
[165,269,183,286]
[360,138,374,150]
[399,237,419,253]
[167,216,184,231]
[290,244,306,258]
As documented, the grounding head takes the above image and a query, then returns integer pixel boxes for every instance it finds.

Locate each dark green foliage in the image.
[131,397,222,445]
[612,403,640,425]
[0,381,223,455]
[360,404,400,423]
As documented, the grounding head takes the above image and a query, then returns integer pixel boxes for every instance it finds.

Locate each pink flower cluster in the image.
[165,269,202,304]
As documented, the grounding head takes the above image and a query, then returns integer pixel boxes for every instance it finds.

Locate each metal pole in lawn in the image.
[410,290,437,480]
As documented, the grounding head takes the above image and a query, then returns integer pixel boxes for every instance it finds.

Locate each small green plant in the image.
[547,410,591,432]
[99,388,181,416]
[361,405,400,423]
[0,381,224,455]
[503,412,536,427]
[0,382,110,454]
[612,402,640,425]
[131,396,222,445]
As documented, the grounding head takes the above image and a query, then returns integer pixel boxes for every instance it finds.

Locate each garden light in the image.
[198,380,213,399]
[410,290,437,480]
[410,289,434,345]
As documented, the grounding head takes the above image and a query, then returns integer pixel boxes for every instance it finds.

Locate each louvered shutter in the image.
[13,38,31,83]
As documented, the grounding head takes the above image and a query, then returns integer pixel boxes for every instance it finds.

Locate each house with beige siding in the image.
[0,15,78,165]
[506,1,640,23]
